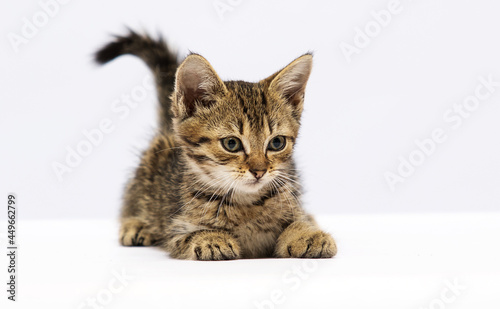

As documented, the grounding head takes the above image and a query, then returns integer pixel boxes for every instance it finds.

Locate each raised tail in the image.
[95,30,179,131]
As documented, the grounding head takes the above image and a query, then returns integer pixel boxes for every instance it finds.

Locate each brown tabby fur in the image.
[95,31,337,260]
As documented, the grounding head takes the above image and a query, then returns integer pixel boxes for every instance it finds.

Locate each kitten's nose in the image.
[249,169,266,180]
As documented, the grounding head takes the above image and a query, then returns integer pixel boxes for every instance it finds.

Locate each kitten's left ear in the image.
[263,53,313,114]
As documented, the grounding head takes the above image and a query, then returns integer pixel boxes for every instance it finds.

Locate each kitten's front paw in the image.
[189,231,240,261]
[120,218,155,246]
[275,226,337,258]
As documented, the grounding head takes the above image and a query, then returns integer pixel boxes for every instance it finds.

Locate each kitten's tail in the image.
[94,30,179,131]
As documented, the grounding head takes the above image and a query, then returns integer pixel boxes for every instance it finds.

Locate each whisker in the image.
[270,178,284,217]
[274,177,302,221]
[216,180,236,219]
[199,177,232,225]
[274,172,301,185]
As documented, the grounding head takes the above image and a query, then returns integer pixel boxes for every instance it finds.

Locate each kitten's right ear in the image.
[173,54,226,118]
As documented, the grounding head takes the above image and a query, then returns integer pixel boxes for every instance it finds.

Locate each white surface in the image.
[1,213,499,308]
[1,0,500,219]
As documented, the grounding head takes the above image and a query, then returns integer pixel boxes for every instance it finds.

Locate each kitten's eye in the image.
[268,136,286,151]
[221,137,243,152]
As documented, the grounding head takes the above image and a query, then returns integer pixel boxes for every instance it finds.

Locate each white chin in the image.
[239,180,266,193]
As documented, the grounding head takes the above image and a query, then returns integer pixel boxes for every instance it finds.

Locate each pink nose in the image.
[249,169,266,179]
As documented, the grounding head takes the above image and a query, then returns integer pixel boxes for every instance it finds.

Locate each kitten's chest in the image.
[194,192,295,258]
[231,217,283,258]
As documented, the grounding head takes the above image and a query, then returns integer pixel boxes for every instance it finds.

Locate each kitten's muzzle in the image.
[249,169,266,180]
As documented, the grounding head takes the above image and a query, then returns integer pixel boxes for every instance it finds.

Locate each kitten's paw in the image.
[189,231,240,261]
[120,218,155,246]
[275,225,337,258]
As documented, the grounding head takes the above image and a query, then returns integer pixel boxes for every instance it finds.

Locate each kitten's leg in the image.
[120,217,156,246]
[274,220,337,258]
[167,230,241,260]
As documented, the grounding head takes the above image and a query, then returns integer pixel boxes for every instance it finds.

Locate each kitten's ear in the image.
[173,54,226,118]
[263,54,313,113]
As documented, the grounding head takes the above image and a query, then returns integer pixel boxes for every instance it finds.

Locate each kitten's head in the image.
[171,53,312,194]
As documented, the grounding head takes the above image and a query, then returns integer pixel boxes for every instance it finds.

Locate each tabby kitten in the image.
[95,31,337,260]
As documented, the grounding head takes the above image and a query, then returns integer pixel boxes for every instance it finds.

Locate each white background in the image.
[1,0,499,219]
[1,2,499,309]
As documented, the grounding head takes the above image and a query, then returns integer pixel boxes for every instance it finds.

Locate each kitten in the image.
[95,31,337,260]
